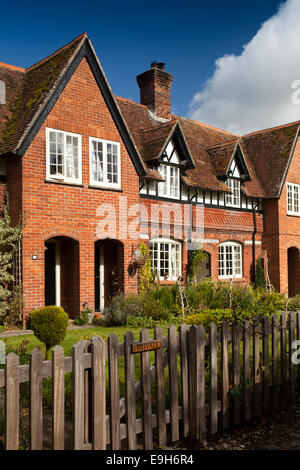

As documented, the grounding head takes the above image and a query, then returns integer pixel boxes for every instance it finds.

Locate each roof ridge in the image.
[142,119,178,133]
[26,33,87,72]
[242,120,300,138]
[207,139,240,150]
[0,62,25,72]
[173,114,239,137]
[115,95,148,107]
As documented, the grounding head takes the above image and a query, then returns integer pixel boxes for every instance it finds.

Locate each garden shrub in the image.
[183,311,217,328]
[74,307,92,326]
[103,294,142,326]
[30,306,69,359]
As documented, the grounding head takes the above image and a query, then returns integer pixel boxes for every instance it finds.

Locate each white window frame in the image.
[225,178,240,207]
[46,128,82,184]
[158,164,180,199]
[89,137,121,189]
[218,241,242,279]
[149,238,181,281]
[287,182,300,216]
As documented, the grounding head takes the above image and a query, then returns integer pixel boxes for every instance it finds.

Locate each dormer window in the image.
[158,164,179,199]
[226,178,240,207]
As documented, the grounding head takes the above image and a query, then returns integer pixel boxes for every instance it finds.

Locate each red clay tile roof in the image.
[0,33,86,154]
[241,122,299,197]
[142,120,178,161]
[207,141,239,176]
[1,35,299,199]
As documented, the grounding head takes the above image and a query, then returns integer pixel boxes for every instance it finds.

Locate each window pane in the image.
[92,141,104,182]
[65,135,78,179]
[49,131,64,177]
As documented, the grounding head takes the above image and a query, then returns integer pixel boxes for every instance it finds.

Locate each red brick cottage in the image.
[0,33,299,318]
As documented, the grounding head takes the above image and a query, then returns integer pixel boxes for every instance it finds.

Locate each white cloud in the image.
[189,0,300,135]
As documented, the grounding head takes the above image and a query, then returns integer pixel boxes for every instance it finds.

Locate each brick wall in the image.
[19,57,140,316]
[140,197,263,285]
[263,136,300,295]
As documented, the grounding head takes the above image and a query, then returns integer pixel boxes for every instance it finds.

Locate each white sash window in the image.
[219,241,242,279]
[158,164,179,199]
[46,128,82,184]
[90,137,121,189]
[287,183,300,216]
[149,238,181,281]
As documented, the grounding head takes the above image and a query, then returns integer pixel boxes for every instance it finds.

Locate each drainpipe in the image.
[252,203,259,284]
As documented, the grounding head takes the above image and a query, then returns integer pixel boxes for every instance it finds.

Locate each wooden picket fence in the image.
[1,312,300,450]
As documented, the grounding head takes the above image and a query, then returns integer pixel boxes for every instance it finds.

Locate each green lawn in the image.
[1,326,161,359]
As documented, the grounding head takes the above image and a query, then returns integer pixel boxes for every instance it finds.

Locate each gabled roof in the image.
[0,34,146,176]
[207,140,239,177]
[1,35,300,199]
[142,119,178,162]
[241,121,300,198]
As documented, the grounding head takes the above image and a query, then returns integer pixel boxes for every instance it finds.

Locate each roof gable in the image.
[0,35,146,176]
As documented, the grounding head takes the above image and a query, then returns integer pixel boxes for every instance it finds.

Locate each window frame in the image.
[218,241,242,279]
[89,137,121,190]
[158,164,180,199]
[225,178,241,207]
[46,128,82,185]
[149,238,182,281]
[287,182,300,216]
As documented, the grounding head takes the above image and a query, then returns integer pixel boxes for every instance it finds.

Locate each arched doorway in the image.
[45,237,80,317]
[95,239,124,311]
[288,247,300,297]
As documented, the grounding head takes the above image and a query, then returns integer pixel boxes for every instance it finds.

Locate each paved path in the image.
[0,324,96,338]
[168,402,300,450]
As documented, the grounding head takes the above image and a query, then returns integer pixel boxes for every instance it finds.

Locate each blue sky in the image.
[0,0,282,121]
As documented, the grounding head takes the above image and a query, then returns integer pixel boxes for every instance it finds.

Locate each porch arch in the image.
[94,238,124,311]
[288,247,300,297]
[44,236,80,317]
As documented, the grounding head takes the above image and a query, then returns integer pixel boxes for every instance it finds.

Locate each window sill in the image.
[219,277,245,282]
[88,185,123,193]
[287,212,300,218]
[44,179,84,188]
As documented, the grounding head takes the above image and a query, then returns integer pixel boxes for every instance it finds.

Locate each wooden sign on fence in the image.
[131,339,162,354]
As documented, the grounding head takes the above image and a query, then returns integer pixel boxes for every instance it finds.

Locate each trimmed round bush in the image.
[30,306,69,359]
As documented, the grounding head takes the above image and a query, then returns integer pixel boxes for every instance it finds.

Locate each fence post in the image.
[263,316,270,413]
[232,324,241,426]
[91,336,106,450]
[179,324,189,438]
[188,325,206,441]
[168,325,179,442]
[140,328,153,450]
[221,323,229,430]
[243,320,251,422]
[52,345,65,450]
[72,340,87,450]
[209,322,218,434]
[280,313,287,409]
[289,312,296,402]
[30,348,43,450]
[124,331,136,450]
[5,353,19,450]
[155,327,166,447]
[253,320,261,417]
[272,314,279,409]
[108,333,121,450]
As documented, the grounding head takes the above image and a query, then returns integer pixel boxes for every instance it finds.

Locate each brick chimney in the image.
[136,62,173,121]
